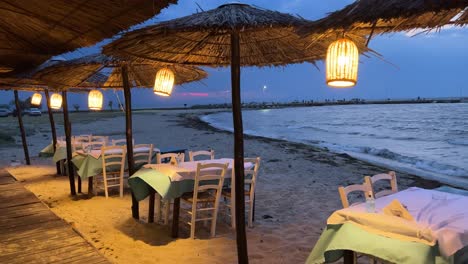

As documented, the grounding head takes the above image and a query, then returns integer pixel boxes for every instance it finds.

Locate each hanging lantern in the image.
[31,93,42,106]
[50,93,63,109]
[326,38,359,88]
[88,89,103,110]
[153,68,175,96]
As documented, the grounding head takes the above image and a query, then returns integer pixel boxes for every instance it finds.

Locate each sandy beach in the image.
[1,109,442,263]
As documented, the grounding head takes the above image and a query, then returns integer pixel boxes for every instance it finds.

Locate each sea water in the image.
[201,103,468,188]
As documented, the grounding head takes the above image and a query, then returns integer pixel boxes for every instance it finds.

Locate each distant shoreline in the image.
[135,97,468,111]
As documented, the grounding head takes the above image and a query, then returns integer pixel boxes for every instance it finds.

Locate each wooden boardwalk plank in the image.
[0,169,109,263]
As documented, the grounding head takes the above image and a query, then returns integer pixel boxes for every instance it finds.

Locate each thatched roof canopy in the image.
[0,0,176,74]
[299,0,468,35]
[104,3,373,67]
[34,54,208,89]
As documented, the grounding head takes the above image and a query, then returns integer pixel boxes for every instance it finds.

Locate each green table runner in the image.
[306,223,468,264]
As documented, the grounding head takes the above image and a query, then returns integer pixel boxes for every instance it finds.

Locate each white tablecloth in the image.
[331,187,468,257]
[144,158,252,182]
[76,147,160,159]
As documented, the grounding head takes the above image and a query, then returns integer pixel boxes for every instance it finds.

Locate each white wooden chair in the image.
[82,141,106,152]
[222,157,261,228]
[134,143,154,167]
[72,135,90,150]
[91,135,109,145]
[94,145,126,198]
[338,182,373,208]
[111,138,135,146]
[364,171,398,198]
[339,181,378,263]
[181,162,228,238]
[188,150,215,161]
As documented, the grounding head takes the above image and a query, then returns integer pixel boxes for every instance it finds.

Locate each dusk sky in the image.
[1,0,467,109]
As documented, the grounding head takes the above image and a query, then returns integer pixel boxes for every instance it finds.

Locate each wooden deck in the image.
[0,169,109,264]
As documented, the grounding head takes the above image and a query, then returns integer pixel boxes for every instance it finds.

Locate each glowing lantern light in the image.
[326,38,359,88]
[154,68,175,96]
[31,93,42,105]
[50,93,63,109]
[88,89,103,110]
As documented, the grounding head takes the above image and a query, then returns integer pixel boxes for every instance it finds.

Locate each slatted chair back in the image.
[187,162,228,238]
[338,182,373,208]
[156,152,185,164]
[134,143,154,167]
[111,138,132,146]
[364,171,398,199]
[91,135,109,145]
[99,145,126,198]
[188,150,215,161]
[82,141,106,151]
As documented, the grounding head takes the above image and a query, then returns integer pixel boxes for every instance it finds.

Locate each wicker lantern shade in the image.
[31,93,42,106]
[50,93,63,109]
[88,89,103,110]
[153,68,175,97]
[326,38,359,88]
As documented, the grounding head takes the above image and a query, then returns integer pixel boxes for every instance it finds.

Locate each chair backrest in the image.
[112,139,130,146]
[134,144,153,166]
[156,152,185,164]
[73,135,90,144]
[101,145,126,173]
[188,150,215,161]
[244,157,261,192]
[193,163,228,196]
[82,141,107,153]
[364,171,398,199]
[338,182,373,208]
[91,136,109,145]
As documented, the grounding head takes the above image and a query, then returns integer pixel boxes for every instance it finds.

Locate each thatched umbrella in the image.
[34,54,207,89]
[0,0,177,75]
[35,54,207,208]
[299,0,468,37]
[102,3,366,263]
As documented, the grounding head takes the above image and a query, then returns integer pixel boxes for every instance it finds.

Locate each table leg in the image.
[88,177,93,194]
[148,190,155,223]
[171,197,180,238]
[343,250,355,264]
[77,176,82,193]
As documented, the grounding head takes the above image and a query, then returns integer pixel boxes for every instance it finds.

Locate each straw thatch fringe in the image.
[299,0,468,36]
[104,3,374,67]
[34,54,207,89]
[0,0,176,74]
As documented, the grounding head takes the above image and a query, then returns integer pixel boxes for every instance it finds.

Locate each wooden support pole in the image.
[122,65,139,219]
[230,32,249,264]
[44,89,60,175]
[62,90,76,196]
[14,90,30,165]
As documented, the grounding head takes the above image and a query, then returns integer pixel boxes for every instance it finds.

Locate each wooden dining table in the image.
[129,158,253,238]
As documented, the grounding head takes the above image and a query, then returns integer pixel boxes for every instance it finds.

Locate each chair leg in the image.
[119,174,124,198]
[103,175,109,199]
[248,199,254,228]
[190,203,197,239]
[211,210,218,238]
